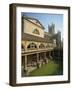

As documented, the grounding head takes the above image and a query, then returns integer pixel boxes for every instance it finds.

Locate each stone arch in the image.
[46,44,49,48]
[27,43,37,50]
[39,43,45,49]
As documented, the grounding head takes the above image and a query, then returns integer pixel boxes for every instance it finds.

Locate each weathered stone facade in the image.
[21,15,59,76]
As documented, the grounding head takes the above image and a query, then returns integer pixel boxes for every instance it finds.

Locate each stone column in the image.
[44,52,48,64]
[37,53,41,68]
[52,50,54,59]
[49,51,52,59]
[44,52,46,58]
[37,53,39,62]
[24,55,27,72]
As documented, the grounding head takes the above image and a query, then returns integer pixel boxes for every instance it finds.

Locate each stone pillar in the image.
[37,53,39,62]
[24,55,27,72]
[52,50,54,59]
[37,53,41,68]
[44,52,46,58]
[44,52,48,64]
[49,51,52,59]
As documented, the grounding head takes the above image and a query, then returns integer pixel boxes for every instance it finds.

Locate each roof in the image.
[22,33,52,43]
[22,15,45,29]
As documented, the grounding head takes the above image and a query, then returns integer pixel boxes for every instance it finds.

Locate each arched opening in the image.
[39,43,45,49]
[27,43,37,50]
[46,44,49,48]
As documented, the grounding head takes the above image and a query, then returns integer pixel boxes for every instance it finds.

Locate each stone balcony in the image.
[21,47,54,56]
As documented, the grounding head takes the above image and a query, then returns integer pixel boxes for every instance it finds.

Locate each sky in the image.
[22,12,63,38]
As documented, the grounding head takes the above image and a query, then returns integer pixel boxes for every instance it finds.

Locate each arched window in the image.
[46,44,48,48]
[39,44,45,49]
[32,29,40,35]
[21,44,25,51]
[46,44,50,48]
[27,43,37,50]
